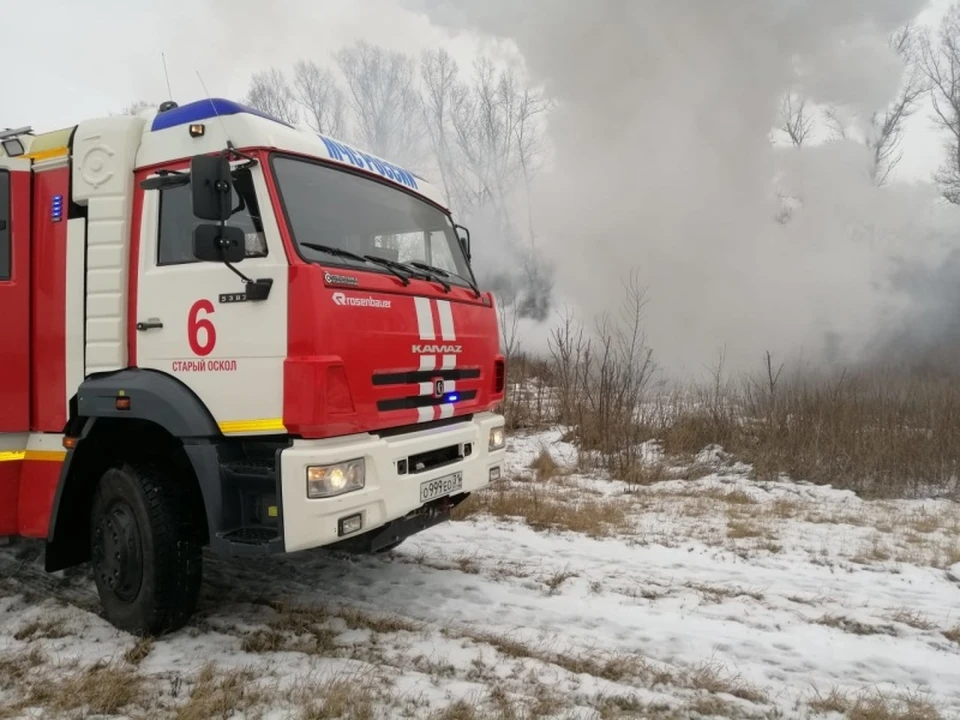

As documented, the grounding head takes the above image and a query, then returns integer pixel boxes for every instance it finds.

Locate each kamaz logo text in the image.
[412,344,462,354]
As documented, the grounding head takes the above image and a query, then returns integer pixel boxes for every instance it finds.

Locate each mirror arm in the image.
[213,218,273,302]
[225,141,259,170]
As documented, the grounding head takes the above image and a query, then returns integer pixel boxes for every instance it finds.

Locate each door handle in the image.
[136,319,163,331]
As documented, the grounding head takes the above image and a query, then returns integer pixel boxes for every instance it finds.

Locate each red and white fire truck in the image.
[0,98,506,635]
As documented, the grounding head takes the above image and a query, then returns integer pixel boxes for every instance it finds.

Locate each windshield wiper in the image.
[300,243,410,286]
[366,253,453,293]
[397,259,452,293]
[362,254,419,286]
[301,242,367,263]
[408,261,481,298]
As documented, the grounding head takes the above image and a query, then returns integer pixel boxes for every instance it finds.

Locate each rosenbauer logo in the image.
[331,292,392,309]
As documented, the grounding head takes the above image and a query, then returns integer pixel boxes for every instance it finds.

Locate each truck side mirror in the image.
[193,224,245,264]
[190,154,233,222]
[454,223,471,261]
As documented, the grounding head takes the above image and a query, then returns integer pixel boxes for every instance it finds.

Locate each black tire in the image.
[89,462,202,636]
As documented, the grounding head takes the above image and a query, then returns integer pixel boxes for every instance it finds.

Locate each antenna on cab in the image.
[161,52,174,102]
[196,70,257,169]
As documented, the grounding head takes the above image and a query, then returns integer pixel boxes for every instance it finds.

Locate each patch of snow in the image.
[1,428,958,718]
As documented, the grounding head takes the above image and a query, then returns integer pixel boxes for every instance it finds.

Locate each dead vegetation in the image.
[498,274,960,500]
[5,659,149,718]
[13,616,69,642]
[452,480,630,538]
[815,614,899,637]
[175,664,263,720]
[807,686,944,720]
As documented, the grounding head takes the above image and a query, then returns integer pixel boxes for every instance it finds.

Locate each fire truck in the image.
[0,98,507,636]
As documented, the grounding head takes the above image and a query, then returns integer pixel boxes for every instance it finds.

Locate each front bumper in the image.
[279,411,505,553]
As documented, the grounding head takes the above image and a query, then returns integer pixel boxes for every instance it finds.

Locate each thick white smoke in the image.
[403,0,960,376]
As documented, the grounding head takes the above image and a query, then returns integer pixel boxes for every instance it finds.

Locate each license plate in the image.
[420,472,463,503]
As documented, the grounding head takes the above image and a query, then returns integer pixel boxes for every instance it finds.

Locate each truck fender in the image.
[45,369,223,571]
[75,367,220,438]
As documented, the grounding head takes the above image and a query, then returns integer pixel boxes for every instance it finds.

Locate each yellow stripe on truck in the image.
[24,146,68,162]
[26,450,67,462]
[0,450,66,462]
[218,418,286,435]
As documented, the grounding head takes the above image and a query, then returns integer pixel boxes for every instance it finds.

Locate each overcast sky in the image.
[0,0,955,186]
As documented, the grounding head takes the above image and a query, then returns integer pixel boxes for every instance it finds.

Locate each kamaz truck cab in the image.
[0,98,506,635]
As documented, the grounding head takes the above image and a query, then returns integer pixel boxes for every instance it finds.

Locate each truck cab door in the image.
[0,157,32,433]
[133,160,289,436]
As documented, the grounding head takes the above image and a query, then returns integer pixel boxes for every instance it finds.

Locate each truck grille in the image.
[376,390,477,412]
[373,366,481,413]
[372,367,480,386]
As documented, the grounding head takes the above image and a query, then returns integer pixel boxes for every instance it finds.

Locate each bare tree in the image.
[450,58,550,221]
[245,68,300,125]
[920,4,960,204]
[780,92,814,147]
[440,58,552,318]
[420,48,469,212]
[335,41,426,168]
[291,60,347,137]
[867,23,926,185]
[822,106,849,140]
[822,22,926,185]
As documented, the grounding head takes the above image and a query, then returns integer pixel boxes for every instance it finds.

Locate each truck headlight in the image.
[306,459,365,499]
[489,426,505,451]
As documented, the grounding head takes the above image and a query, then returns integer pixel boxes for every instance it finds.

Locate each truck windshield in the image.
[270,153,474,286]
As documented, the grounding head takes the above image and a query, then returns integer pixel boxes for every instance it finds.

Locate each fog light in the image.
[338,513,363,536]
[489,426,505,451]
[489,466,501,482]
[307,458,365,498]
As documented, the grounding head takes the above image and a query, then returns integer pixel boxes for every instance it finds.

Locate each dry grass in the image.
[885,608,937,631]
[808,686,943,720]
[683,582,764,604]
[19,660,149,717]
[816,614,898,637]
[943,626,960,645]
[501,278,960,500]
[726,519,770,539]
[13,616,69,641]
[445,627,771,713]
[239,601,421,661]
[529,447,561,481]
[687,660,768,704]
[452,482,631,538]
[0,646,46,693]
[292,675,378,720]
[124,635,156,666]
[175,663,262,720]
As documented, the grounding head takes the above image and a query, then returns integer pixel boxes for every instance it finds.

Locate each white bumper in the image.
[279,411,505,553]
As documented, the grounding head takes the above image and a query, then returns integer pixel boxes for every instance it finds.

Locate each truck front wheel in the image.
[89,462,202,636]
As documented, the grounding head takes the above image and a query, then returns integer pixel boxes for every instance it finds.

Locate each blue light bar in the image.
[51,194,63,223]
[150,98,294,132]
[447,393,460,403]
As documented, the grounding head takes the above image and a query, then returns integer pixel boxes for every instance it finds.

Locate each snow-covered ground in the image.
[1,429,959,719]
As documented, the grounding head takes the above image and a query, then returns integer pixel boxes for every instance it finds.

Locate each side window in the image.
[426,230,459,274]
[0,170,9,281]
[157,167,268,266]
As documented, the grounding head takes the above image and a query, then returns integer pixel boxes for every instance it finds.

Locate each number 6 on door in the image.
[188,299,216,357]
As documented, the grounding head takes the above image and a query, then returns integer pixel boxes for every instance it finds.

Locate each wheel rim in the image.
[92,499,144,603]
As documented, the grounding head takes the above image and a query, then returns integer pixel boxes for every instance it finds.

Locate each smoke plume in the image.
[403,0,960,376]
